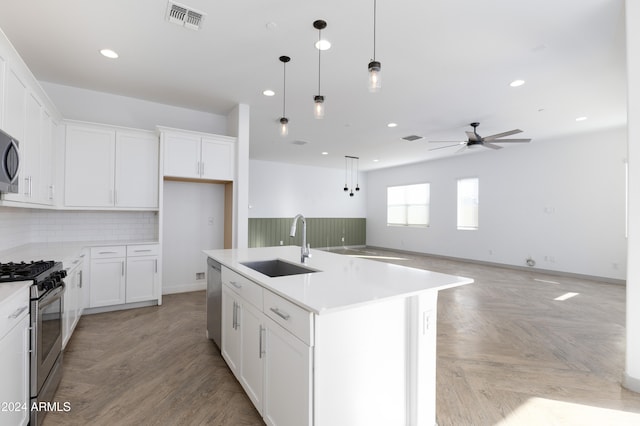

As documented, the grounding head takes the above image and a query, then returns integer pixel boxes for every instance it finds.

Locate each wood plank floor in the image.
[43,248,640,425]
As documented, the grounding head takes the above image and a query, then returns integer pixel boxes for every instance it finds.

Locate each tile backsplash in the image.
[0,206,158,252]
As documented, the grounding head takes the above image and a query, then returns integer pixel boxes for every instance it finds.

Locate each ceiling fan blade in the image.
[483,142,503,150]
[491,138,531,143]
[429,143,465,151]
[483,129,522,141]
[466,131,478,142]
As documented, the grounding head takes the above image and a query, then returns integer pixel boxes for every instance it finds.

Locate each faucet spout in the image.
[290,214,310,263]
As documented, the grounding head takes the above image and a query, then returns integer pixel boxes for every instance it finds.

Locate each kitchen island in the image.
[203,246,472,426]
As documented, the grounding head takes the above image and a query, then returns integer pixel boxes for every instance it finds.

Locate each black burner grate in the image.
[0,260,56,282]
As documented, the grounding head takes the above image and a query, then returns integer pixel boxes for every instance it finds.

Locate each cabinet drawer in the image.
[0,284,30,339]
[91,246,126,258]
[264,290,313,346]
[222,267,263,309]
[127,244,159,257]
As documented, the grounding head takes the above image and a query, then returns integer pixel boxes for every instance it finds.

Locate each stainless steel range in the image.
[0,260,66,426]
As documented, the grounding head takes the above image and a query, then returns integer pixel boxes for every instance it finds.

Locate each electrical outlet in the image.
[196,272,205,280]
[279,240,283,246]
[207,217,214,225]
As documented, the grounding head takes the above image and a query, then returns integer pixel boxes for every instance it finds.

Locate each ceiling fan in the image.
[429,122,531,152]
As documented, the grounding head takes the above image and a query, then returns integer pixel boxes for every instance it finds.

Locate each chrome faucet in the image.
[290,214,310,263]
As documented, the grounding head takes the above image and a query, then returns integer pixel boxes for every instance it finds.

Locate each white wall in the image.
[40,82,227,134]
[249,159,367,218]
[162,180,225,294]
[366,126,627,280]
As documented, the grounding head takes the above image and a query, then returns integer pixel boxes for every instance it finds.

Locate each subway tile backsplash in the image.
[0,206,158,252]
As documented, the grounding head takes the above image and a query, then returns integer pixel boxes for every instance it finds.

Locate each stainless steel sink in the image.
[240,259,319,278]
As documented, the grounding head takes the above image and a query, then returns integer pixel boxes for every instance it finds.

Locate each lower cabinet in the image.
[62,254,85,348]
[89,244,159,308]
[221,267,312,426]
[0,286,30,426]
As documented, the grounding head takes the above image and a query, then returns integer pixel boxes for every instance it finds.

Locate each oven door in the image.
[31,284,64,397]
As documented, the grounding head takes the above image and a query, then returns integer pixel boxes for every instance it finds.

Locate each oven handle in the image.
[39,283,65,304]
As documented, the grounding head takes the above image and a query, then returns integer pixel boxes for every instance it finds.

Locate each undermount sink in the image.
[241,259,319,278]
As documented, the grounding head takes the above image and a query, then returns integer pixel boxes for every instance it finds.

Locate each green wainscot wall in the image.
[248,218,366,249]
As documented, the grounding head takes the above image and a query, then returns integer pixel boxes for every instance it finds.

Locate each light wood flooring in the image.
[43,248,640,425]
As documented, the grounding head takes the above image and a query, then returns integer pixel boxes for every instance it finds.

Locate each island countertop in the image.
[203,246,473,314]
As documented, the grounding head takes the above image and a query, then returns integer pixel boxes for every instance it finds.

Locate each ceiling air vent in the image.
[166,1,205,30]
[402,135,423,141]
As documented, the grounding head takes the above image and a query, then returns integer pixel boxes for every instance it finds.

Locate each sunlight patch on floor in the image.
[554,292,580,301]
[346,254,409,261]
[496,397,640,426]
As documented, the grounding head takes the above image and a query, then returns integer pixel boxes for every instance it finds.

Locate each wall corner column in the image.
[227,103,250,249]
[624,0,640,394]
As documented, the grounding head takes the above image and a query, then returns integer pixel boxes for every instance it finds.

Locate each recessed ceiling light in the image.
[263,89,275,96]
[100,49,119,59]
[373,159,379,162]
[576,116,588,122]
[510,79,525,87]
[387,122,398,128]
[315,40,331,51]
[322,152,328,155]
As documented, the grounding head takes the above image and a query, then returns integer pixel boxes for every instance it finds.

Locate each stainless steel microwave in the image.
[0,128,20,193]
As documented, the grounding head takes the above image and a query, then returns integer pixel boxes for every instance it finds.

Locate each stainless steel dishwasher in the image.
[206,257,222,349]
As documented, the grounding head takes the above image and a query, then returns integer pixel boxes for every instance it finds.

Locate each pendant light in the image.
[279,55,291,136]
[313,20,327,119]
[343,156,361,196]
[368,0,381,92]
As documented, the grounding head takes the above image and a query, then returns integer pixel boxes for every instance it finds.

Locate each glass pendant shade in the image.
[313,95,325,119]
[368,60,381,92]
[279,117,289,136]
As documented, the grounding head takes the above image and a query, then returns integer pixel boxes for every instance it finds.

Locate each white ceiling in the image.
[0,0,627,171]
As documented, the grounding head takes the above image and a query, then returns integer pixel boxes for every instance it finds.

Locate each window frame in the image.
[386,182,430,228]
[456,177,479,231]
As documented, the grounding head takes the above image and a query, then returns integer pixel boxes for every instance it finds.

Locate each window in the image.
[387,183,430,227]
[457,177,479,230]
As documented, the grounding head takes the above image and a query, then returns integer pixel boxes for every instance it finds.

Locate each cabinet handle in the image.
[121,261,125,276]
[98,251,118,254]
[49,184,55,200]
[134,249,152,253]
[8,306,28,319]
[79,271,83,288]
[270,307,290,321]
[201,162,205,176]
[230,281,242,289]
[196,161,200,176]
[259,325,266,359]
[114,189,118,205]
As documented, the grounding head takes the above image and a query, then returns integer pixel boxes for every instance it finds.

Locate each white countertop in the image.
[0,281,31,312]
[203,246,473,314]
[0,240,159,268]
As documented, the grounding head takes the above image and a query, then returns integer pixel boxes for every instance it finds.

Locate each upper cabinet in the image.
[64,122,159,209]
[0,31,60,207]
[160,127,235,181]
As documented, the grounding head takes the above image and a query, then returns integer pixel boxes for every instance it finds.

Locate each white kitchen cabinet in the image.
[125,244,159,303]
[64,125,115,207]
[1,68,27,202]
[263,316,312,426]
[64,122,159,209]
[63,254,85,348]
[0,285,30,426]
[221,267,312,425]
[115,131,159,208]
[89,244,160,309]
[161,127,235,181]
[89,246,126,308]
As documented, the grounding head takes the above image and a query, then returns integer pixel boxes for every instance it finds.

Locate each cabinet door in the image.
[163,132,201,179]
[0,315,30,426]
[65,125,115,207]
[201,137,234,181]
[221,286,241,375]
[89,258,126,307]
[125,256,158,303]
[38,110,55,205]
[240,301,264,414]
[62,267,77,348]
[263,318,312,426]
[115,131,159,208]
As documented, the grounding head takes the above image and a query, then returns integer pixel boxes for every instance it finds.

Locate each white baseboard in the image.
[162,281,206,295]
[623,372,640,394]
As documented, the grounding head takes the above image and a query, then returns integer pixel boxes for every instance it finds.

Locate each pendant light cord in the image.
[282,61,287,117]
[372,0,377,61]
[317,28,322,95]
